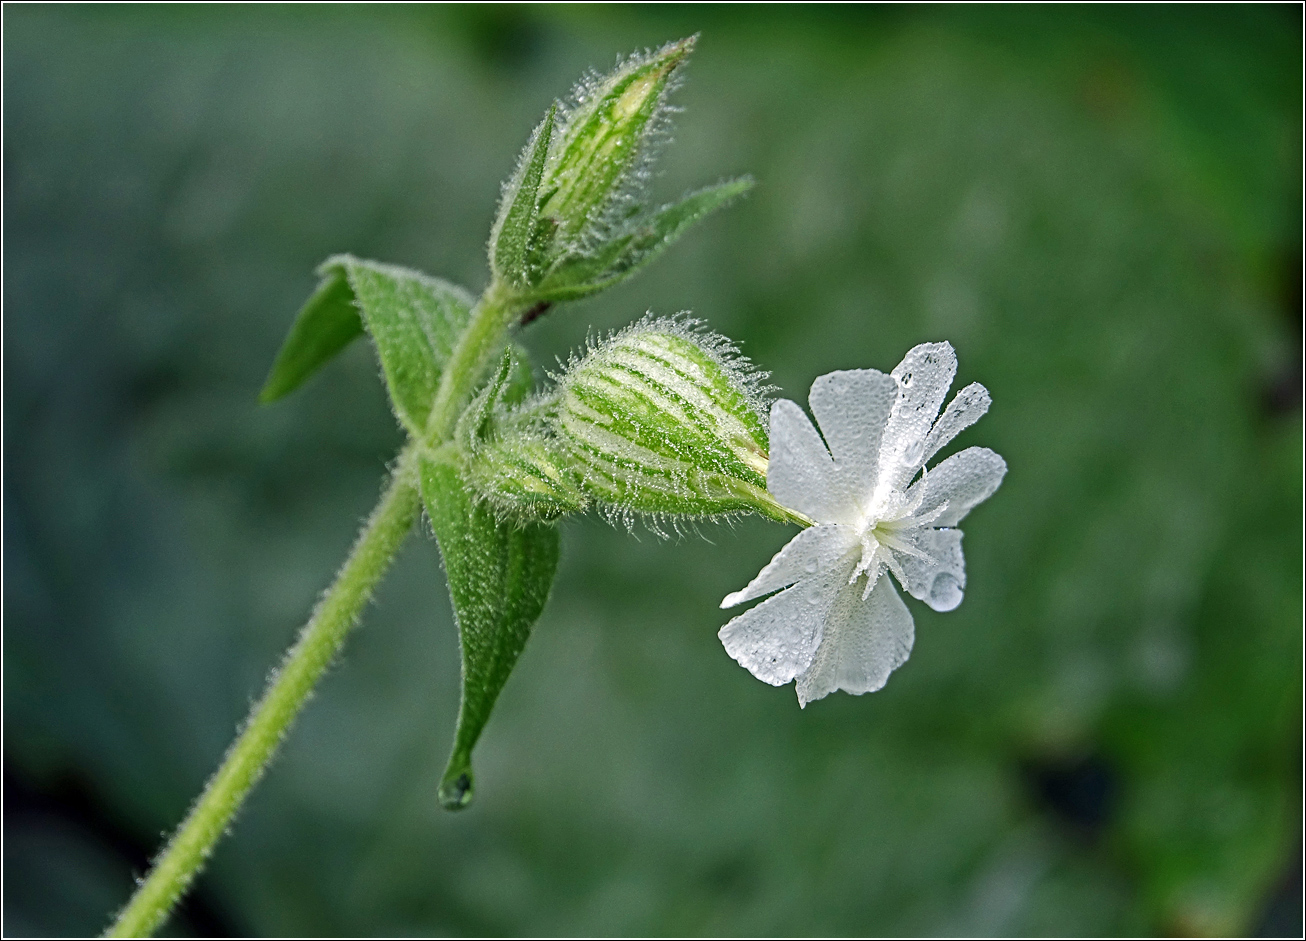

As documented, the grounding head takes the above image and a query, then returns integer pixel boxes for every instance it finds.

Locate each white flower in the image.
[719,342,1006,706]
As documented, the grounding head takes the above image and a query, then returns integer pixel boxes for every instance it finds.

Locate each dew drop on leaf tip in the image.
[438,771,474,811]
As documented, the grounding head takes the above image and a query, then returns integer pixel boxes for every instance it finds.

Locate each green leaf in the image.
[633,177,756,264]
[534,177,754,303]
[259,263,364,403]
[491,105,556,287]
[334,255,476,437]
[420,457,560,810]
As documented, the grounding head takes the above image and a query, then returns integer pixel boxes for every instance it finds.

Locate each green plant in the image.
[104,36,1005,938]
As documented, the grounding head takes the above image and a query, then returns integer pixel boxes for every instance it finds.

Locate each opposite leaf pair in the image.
[264,254,555,810]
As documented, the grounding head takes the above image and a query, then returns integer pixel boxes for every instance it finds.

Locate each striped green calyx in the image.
[463,433,587,522]
[551,319,778,523]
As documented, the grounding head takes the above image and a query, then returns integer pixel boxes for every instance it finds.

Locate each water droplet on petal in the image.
[929,573,964,612]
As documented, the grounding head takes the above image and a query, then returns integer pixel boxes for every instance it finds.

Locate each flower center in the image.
[846,478,948,599]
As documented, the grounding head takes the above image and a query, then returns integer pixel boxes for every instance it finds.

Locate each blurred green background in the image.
[4,5,1301,937]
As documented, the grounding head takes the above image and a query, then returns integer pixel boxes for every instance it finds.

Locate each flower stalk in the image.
[107,443,423,938]
[107,283,525,938]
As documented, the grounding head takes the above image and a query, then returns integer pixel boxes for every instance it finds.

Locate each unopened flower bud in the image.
[539,37,692,243]
[455,347,588,521]
[551,319,778,521]
[463,433,588,521]
[487,37,739,306]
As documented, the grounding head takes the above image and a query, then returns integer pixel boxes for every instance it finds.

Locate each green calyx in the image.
[550,320,779,523]
[256,39,770,825]
[456,349,589,521]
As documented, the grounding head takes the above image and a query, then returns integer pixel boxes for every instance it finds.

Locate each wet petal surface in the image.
[718,560,850,686]
[809,368,897,501]
[766,398,846,522]
[879,342,957,489]
[909,446,1007,528]
[720,523,857,608]
[795,575,915,706]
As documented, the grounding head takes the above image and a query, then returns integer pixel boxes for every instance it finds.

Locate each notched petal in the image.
[795,576,915,706]
[718,565,846,686]
[879,342,958,488]
[766,398,845,522]
[808,369,896,499]
[910,446,1007,528]
[894,528,966,612]
[922,381,990,466]
[720,523,856,608]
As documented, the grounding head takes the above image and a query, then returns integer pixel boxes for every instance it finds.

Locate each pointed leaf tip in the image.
[259,261,363,403]
[421,458,559,811]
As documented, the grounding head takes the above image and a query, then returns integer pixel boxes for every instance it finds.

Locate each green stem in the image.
[106,281,524,938]
[106,443,423,938]
[423,278,518,445]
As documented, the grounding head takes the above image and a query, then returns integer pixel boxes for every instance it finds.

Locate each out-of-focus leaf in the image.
[259,263,364,403]
[419,457,559,810]
[338,255,475,437]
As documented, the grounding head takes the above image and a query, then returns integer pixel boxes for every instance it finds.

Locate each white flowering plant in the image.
[720,344,1006,706]
[107,37,1003,938]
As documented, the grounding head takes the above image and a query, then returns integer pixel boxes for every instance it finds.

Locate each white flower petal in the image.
[879,342,957,489]
[766,398,846,522]
[909,446,1007,528]
[808,368,897,500]
[795,575,915,706]
[921,382,990,467]
[720,523,857,608]
[718,563,848,686]
[894,528,966,612]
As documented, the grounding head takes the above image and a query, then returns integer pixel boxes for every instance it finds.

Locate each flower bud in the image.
[463,432,588,521]
[488,38,715,303]
[455,347,588,521]
[551,319,776,520]
[538,37,692,244]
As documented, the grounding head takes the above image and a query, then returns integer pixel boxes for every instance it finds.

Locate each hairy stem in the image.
[106,444,422,937]
[423,278,519,445]
[106,282,523,938]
